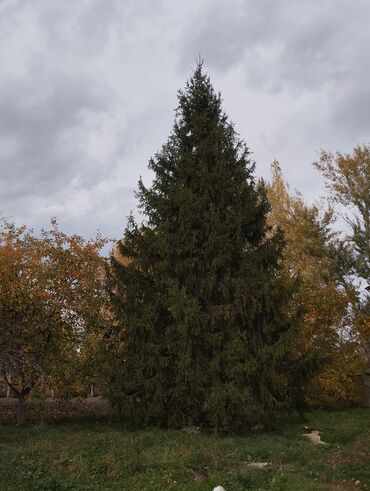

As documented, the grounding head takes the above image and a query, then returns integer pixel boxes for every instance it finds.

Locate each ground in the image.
[0,400,368,490]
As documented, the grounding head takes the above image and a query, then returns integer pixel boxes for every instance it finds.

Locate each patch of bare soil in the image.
[303,430,328,445]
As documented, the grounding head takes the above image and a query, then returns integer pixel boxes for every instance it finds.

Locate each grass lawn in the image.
[0,408,368,490]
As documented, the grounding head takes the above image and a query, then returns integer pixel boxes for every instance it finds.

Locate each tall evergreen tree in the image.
[110,63,300,429]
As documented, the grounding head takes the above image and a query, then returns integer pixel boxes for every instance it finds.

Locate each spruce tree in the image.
[110,63,299,429]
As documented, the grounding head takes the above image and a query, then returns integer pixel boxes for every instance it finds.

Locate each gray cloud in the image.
[177,0,284,73]
[177,0,370,197]
[181,0,369,94]
[1,0,369,239]
[0,74,106,197]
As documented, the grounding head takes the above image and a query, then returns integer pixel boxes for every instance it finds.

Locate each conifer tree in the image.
[110,63,300,429]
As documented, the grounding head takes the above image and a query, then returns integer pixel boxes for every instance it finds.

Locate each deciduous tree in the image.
[267,162,362,405]
[314,145,369,285]
[0,219,108,423]
[314,146,370,401]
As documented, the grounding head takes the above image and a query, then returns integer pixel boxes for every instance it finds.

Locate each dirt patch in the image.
[246,462,271,469]
[303,430,327,445]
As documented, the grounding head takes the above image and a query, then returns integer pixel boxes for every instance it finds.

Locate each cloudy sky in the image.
[1,0,369,240]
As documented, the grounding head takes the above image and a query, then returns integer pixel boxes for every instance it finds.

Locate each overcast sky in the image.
[1,0,369,240]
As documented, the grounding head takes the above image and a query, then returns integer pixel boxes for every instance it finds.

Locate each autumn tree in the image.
[109,64,308,429]
[0,219,108,423]
[314,145,369,286]
[267,162,362,405]
[314,146,370,401]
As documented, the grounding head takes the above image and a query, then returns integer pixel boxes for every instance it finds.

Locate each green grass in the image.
[0,409,368,490]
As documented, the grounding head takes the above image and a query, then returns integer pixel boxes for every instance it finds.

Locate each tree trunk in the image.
[17,394,27,425]
[6,373,11,398]
[116,398,123,421]
[363,371,370,408]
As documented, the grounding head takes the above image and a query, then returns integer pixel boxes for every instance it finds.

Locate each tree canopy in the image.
[314,146,370,390]
[0,219,108,423]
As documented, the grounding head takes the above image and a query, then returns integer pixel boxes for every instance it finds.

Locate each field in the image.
[0,403,368,490]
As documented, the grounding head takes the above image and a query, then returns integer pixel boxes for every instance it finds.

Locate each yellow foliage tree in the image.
[314,146,370,402]
[267,162,363,406]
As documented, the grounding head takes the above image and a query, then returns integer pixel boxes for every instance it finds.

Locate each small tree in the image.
[109,64,306,429]
[314,146,370,403]
[0,219,108,423]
